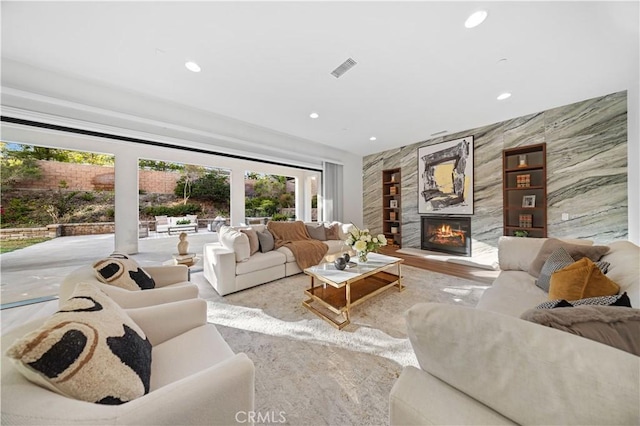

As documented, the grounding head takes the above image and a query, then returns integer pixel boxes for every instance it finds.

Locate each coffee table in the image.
[303,252,404,329]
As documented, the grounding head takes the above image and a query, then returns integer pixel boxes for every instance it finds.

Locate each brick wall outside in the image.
[0,223,117,240]
[17,160,181,194]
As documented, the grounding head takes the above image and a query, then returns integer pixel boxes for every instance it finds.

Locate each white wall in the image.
[627,77,640,244]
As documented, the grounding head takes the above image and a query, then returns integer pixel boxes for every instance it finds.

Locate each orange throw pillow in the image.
[549,258,620,301]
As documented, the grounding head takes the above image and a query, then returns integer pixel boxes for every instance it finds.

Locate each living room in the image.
[2,1,639,425]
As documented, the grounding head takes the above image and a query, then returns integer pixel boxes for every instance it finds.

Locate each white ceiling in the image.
[1,1,638,157]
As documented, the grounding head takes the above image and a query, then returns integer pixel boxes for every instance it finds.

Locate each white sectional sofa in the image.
[203,221,354,296]
[390,237,640,425]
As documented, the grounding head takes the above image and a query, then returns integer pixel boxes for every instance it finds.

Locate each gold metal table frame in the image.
[302,253,404,330]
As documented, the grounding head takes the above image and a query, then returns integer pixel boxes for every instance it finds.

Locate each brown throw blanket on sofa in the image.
[267,221,328,270]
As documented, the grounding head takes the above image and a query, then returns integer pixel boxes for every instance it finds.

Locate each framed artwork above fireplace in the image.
[418,136,474,215]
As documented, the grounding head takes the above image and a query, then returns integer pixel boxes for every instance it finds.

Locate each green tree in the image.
[253,175,287,199]
[139,159,184,171]
[279,192,295,208]
[174,165,206,204]
[9,144,113,165]
[0,142,42,189]
[189,170,230,205]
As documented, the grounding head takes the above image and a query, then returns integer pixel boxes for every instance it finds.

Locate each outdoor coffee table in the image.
[303,252,404,329]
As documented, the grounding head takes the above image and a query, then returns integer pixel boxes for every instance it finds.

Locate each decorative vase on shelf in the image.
[358,251,369,263]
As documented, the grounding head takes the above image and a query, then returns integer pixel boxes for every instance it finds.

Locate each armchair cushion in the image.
[93,253,155,290]
[6,282,151,405]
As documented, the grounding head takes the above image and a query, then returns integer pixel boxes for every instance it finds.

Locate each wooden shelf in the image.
[502,143,547,237]
[382,168,401,248]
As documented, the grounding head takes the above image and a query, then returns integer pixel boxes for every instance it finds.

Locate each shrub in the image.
[80,192,96,202]
[271,213,289,222]
[141,204,201,217]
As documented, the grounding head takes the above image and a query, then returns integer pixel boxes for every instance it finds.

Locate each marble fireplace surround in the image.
[363,90,628,255]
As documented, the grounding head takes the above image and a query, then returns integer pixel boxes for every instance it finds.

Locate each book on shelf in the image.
[516,174,531,187]
[518,214,533,228]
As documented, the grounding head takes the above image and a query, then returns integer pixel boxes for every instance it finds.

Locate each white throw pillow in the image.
[219,226,251,262]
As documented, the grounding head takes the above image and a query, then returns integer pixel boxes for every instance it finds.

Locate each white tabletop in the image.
[304,252,401,285]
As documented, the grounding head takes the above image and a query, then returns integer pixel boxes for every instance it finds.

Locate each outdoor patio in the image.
[0,231,219,307]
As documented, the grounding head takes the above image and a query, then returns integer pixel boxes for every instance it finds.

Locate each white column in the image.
[295,177,304,221]
[114,154,139,254]
[303,175,313,222]
[230,168,245,226]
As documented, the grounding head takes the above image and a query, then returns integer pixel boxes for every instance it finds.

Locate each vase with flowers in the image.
[345,224,388,263]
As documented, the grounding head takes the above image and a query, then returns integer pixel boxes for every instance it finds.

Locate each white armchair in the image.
[1,298,255,425]
[60,265,199,308]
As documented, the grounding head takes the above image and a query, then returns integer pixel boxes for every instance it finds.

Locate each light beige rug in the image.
[191,265,490,425]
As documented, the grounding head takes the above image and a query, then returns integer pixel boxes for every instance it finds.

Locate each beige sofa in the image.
[203,221,354,296]
[1,297,255,425]
[390,237,640,425]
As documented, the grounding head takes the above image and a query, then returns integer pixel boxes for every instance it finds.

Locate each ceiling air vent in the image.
[331,58,357,78]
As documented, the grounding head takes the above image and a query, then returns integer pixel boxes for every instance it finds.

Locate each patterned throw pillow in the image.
[535,292,631,309]
[536,247,575,292]
[93,253,155,290]
[5,282,152,404]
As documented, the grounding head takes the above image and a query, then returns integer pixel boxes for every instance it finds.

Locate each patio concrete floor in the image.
[0,231,219,306]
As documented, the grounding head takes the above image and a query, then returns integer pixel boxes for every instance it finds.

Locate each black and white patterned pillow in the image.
[535,292,631,309]
[93,252,155,291]
[6,282,152,404]
[535,247,575,292]
[594,260,611,274]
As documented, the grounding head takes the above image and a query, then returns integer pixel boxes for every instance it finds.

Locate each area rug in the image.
[191,265,490,425]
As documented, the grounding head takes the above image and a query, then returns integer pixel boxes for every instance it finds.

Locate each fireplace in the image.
[421,216,471,256]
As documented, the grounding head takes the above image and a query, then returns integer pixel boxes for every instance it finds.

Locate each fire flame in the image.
[434,223,465,244]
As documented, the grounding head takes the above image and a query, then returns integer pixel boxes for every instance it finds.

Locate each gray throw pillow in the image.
[305,223,327,241]
[256,229,275,253]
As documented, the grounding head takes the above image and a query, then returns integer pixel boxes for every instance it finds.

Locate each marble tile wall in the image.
[363,91,628,252]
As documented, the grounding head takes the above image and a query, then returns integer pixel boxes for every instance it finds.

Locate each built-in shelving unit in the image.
[382,168,401,248]
[502,143,547,238]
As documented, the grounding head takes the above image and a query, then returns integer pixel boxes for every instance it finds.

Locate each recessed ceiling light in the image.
[370,137,377,141]
[309,112,319,119]
[465,10,488,28]
[185,61,201,72]
[497,92,512,100]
